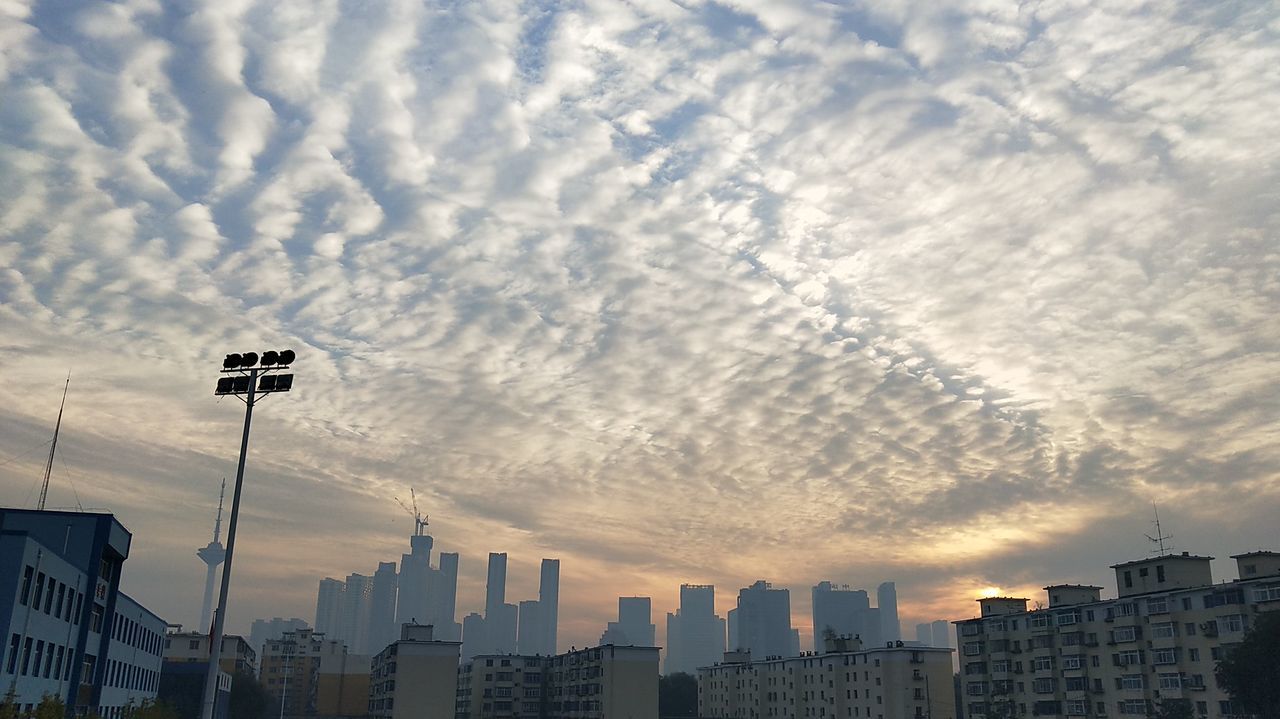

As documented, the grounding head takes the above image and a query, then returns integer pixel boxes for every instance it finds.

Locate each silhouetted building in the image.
[664,583,726,675]
[813,581,884,651]
[878,581,901,642]
[601,597,655,646]
[728,580,794,659]
[458,644,659,719]
[538,558,559,655]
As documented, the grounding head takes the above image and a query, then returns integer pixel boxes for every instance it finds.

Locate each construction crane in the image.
[395,488,429,536]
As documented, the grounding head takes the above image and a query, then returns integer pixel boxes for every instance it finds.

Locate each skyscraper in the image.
[341,572,374,653]
[517,599,542,654]
[539,558,560,655]
[315,577,345,637]
[431,551,461,640]
[664,583,726,676]
[483,552,517,654]
[876,581,900,642]
[811,582,874,650]
[396,534,433,629]
[369,561,399,654]
[915,622,933,645]
[601,596,655,646]
[930,619,951,651]
[732,580,794,658]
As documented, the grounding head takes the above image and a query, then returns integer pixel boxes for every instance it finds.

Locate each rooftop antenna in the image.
[1145,502,1172,556]
[212,478,226,543]
[395,488,429,537]
[37,373,71,511]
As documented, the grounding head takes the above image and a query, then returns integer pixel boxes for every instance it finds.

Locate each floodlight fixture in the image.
[223,354,241,369]
[275,374,293,391]
[240,352,259,367]
[279,349,296,366]
[261,350,280,366]
[215,378,235,395]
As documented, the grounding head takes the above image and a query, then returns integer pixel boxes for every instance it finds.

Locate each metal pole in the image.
[200,368,257,719]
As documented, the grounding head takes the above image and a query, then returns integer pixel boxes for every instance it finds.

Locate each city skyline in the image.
[2,0,1279,661]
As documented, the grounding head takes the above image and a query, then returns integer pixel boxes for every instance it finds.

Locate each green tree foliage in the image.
[659,672,698,718]
[1148,698,1194,719]
[1216,611,1280,719]
[30,695,65,719]
[228,672,274,719]
[0,689,19,719]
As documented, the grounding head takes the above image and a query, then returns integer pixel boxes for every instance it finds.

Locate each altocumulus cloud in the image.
[0,0,1278,644]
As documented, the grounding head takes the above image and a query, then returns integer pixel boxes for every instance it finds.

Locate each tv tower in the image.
[197,479,228,632]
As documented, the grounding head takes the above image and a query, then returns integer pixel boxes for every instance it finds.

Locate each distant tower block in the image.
[197,479,228,632]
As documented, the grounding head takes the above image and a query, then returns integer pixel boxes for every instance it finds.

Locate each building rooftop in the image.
[1043,584,1102,590]
[1230,550,1280,559]
[1109,552,1214,569]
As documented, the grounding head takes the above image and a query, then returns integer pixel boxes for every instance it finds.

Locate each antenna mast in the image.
[1145,502,1172,556]
[37,374,70,511]
[213,478,226,543]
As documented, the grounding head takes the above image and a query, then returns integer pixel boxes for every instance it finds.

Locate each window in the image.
[1030,614,1051,629]
[90,605,104,634]
[1065,677,1087,692]
[967,682,988,696]
[1116,603,1136,616]
[961,623,982,636]
[1221,614,1246,633]
[1158,674,1182,690]
[1029,635,1054,649]
[1254,586,1280,602]
[1151,622,1176,639]
[991,660,1011,673]
[1062,655,1084,670]
[6,634,19,674]
[1112,627,1137,642]
[33,573,45,608]
[963,642,983,656]
[1157,565,1166,582]
[1152,648,1177,665]
[1124,571,1133,588]
[20,567,34,605]
[1033,678,1056,694]
[965,662,987,675]
[21,639,33,676]
[1115,650,1142,666]
[1147,598,1168,614]
[1058,612,1080,626]
[1033,656,1054,672]
[1188,648,1199,662]
[1120,675,1144,690]
[1066,700,1088,715]
[1119,700,1148,715]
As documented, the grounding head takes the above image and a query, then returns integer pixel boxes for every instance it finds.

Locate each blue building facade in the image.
[0,507,165,716]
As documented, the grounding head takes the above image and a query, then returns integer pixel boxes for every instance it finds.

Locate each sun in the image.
[978,586,1002,598]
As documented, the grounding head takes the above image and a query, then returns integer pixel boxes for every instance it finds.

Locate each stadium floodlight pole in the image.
[201,350,296,719]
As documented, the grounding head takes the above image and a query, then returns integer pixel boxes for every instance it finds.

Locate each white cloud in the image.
[0,0,1277,646]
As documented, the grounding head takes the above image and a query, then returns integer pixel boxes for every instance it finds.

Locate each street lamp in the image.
[201,349,296,719]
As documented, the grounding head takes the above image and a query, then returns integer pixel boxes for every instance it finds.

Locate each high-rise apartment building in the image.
[728,580,795,659]
[813,582,885,650]
[396,533,461,642]
[954,550,1280,719]
[601,597,656,647]
[664,584,727,676]
[878,582,901,642]
[539,558,560,655]
[517,600,542,655]
[369,562,399,655]
[698,637,956,719]
[315,578,345,638]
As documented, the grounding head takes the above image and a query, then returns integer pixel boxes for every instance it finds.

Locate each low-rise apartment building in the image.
[456,643,660,719]
[954,550,1280,719]
[369,623,460,719]
[698,637,956,719]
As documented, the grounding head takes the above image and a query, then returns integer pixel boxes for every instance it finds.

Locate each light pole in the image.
[201,349,296,719]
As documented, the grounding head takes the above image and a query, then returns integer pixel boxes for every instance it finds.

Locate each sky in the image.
[1,0,1278,653]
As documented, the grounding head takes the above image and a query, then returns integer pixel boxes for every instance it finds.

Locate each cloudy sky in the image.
[1,0,1278,651]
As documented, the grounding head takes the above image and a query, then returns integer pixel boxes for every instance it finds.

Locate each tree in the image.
[1148,698,1194,719]
[121,699,180,719]
[1217,610,1280,719]
[0,689,19,719]
[227,672,274,719]
[659,672,698,718]
[30,695,65,719]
